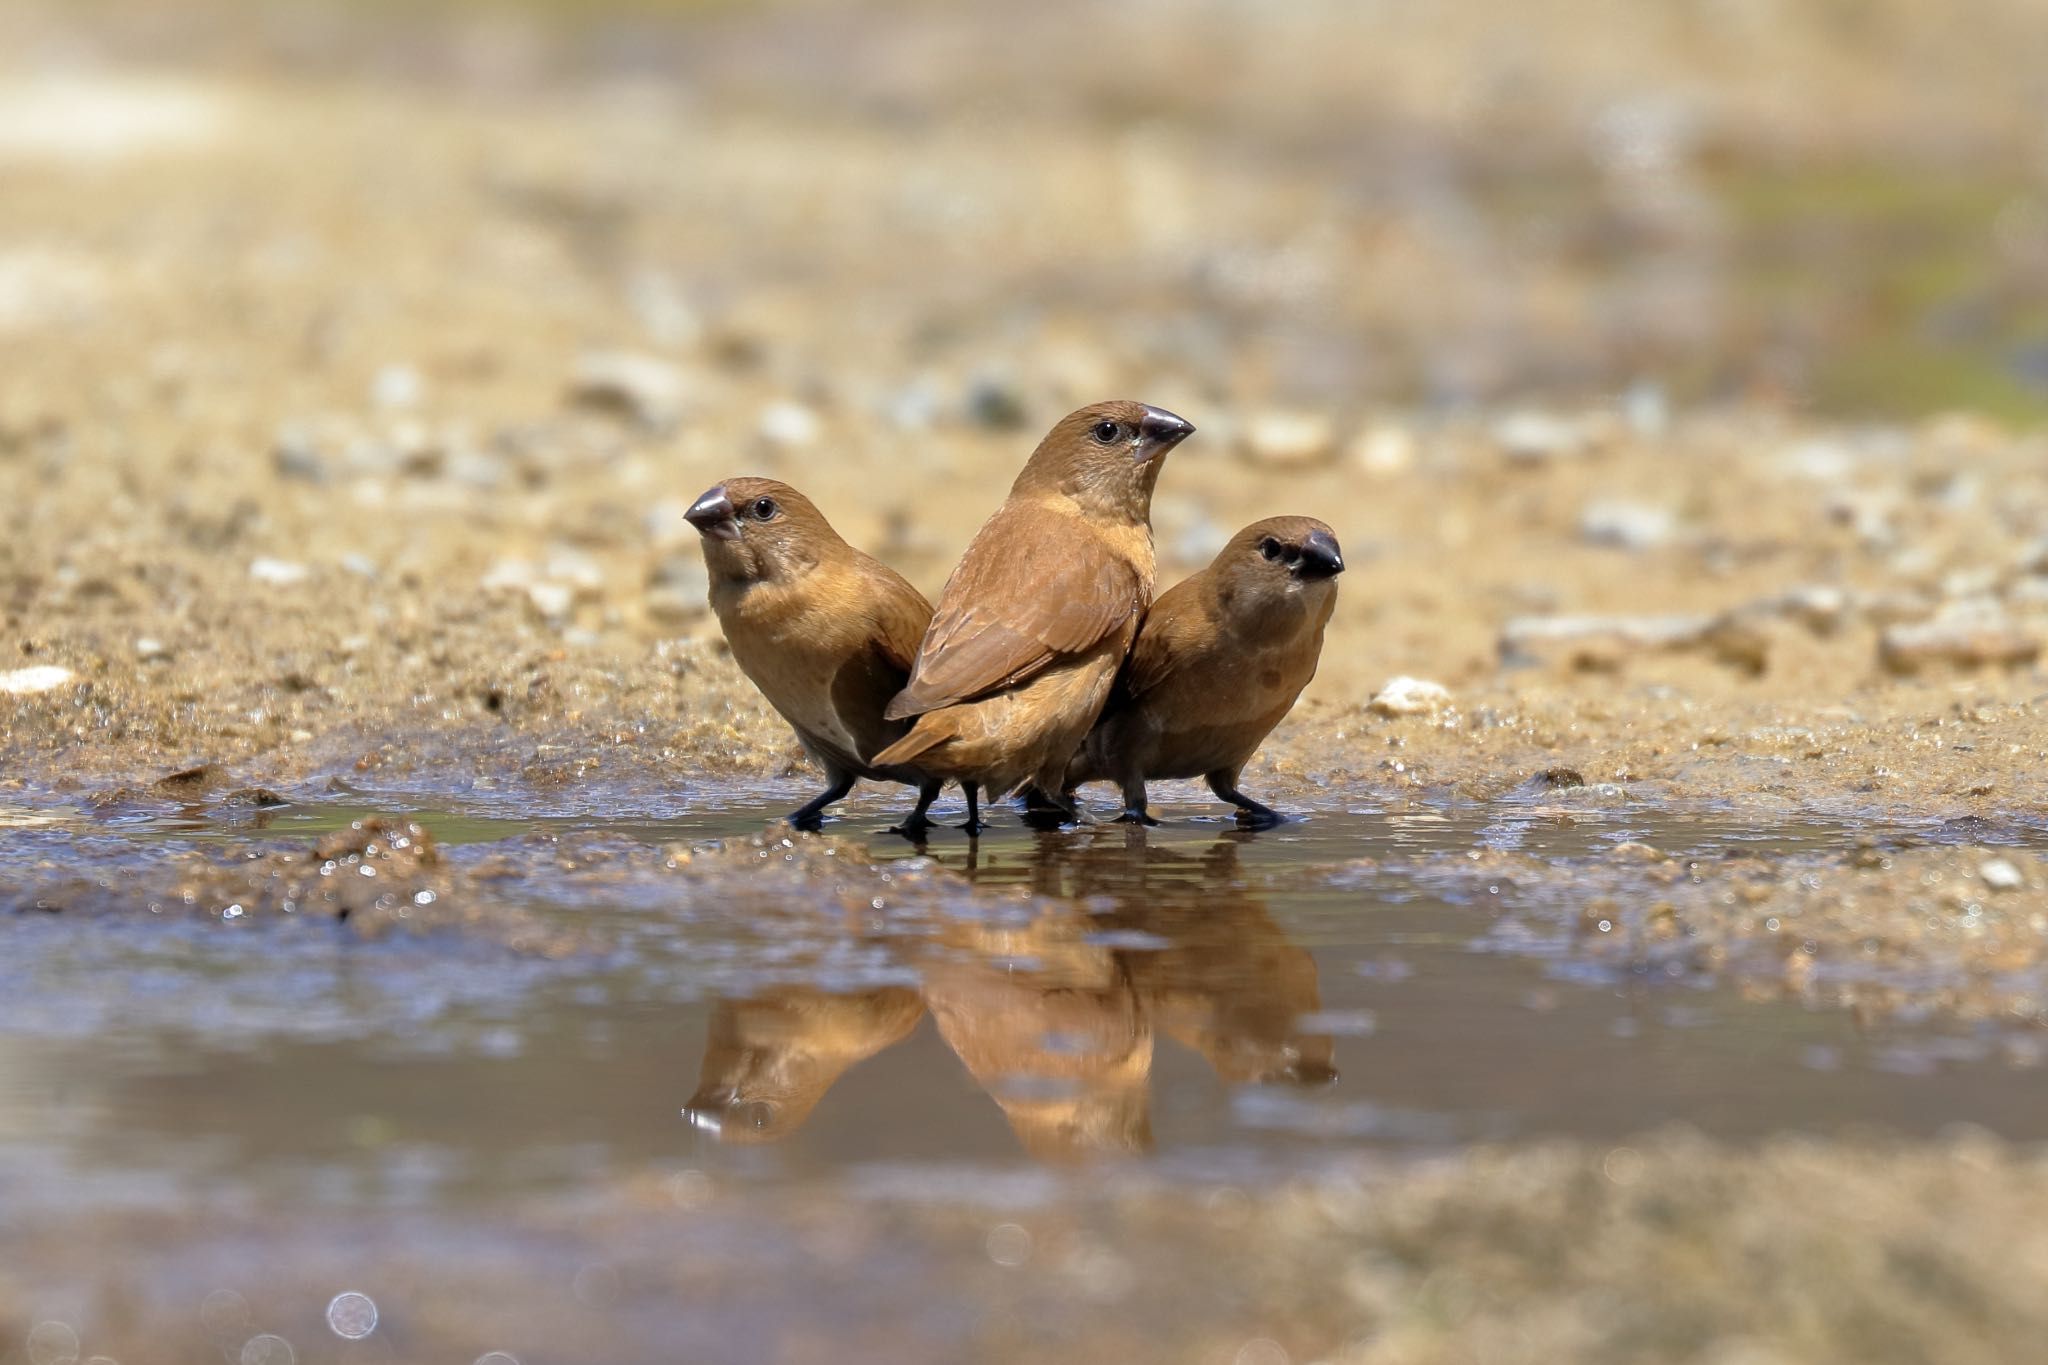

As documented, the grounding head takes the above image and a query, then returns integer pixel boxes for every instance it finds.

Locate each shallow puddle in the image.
[5,786,2047,1220]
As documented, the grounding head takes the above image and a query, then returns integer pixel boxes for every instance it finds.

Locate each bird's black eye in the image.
[751,497,778,521]
[1259,537,1282,561]
[1091,420,1123,444]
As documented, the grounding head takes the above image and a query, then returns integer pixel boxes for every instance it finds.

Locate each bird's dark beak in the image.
[686,485,741,541]
[1295,528,1345,581]
[1135,405,1195,459]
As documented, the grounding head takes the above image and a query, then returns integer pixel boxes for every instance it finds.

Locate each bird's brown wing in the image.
[833,559,933,765]
[886,503,1145,719]
[865,559,935,676]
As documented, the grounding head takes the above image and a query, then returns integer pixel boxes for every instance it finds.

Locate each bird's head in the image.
[685,476,842,584]
[1014,400,1195,521]
[1210,515,1344,615]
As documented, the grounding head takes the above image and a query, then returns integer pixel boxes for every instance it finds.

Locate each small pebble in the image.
[0,665,76,695]
[1880,606,2041,675]
[370,363,423,410]
[1349,423,1415,477]
[249,557,310,587]
[1981,859,2025,892]
[1494,410,1591,464]
[1368,676,1452,717]
[758,400,820,448]
[1239,411,1335,469]
[964,374,1028,429]
[1579,498,1675,551]
[569,350,688,430]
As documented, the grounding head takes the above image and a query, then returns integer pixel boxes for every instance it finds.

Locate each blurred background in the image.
[10,0,2048,424]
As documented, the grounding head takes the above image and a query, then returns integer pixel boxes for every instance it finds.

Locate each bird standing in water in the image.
[871,400,1195,832]
[686,476,942,833]
[1066,516,1343,826]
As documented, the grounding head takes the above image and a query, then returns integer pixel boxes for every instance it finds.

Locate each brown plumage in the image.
[1067,515,1343,826]
[871,400,1195,831]
[686,476,941,832]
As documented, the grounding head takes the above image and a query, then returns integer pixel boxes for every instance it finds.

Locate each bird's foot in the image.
[886,817,933,841]
[1232,807,1285,831]
[1112,808,1160,827]
[788,810,827,833]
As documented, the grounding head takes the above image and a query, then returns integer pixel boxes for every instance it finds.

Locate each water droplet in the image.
[26,1321,80,1365]
[324,1292,377,1340]
[985,1222,1032,1266]
[1602,1147,1644,1185]
[239,1334,295,1365]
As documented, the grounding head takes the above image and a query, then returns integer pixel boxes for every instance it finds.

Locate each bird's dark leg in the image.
[1039,785,1087,827]
[1019,783,1083,831]
[1111,777,1158,826]
[888,779,943,839]
[1205,770,1284,829]
[958,781,985,836]
[788,773,856,831]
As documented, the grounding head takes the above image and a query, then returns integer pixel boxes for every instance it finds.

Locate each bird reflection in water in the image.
[681,828,1335,1160]
[681,986,924,1141]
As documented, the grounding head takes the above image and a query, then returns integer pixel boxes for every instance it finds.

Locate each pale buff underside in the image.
[1074,587,1333,789]
[711,558,917,780]
[885,629,1130,797]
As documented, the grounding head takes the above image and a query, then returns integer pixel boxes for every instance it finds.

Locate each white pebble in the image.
[248,557,309,587]
[370,363,423,410]
[0,665,75,695]
[1368,676,1452,718]
[1981,859,2025,892]
[569,349,688,430]
[1579,498,1675,551]
[758,400,821,448]
[1239,411,1335,468]
[1349,423,1415,477]
[1494,410,1590,464]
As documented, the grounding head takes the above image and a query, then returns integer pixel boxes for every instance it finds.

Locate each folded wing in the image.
[885,504,1145,719]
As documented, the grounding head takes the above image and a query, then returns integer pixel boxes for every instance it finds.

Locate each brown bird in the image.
[1066,515,1343,826]
[871,401,1195,832]
[686,476,942,833]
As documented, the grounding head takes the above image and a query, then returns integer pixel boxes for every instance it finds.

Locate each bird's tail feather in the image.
[871,720,945,768]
